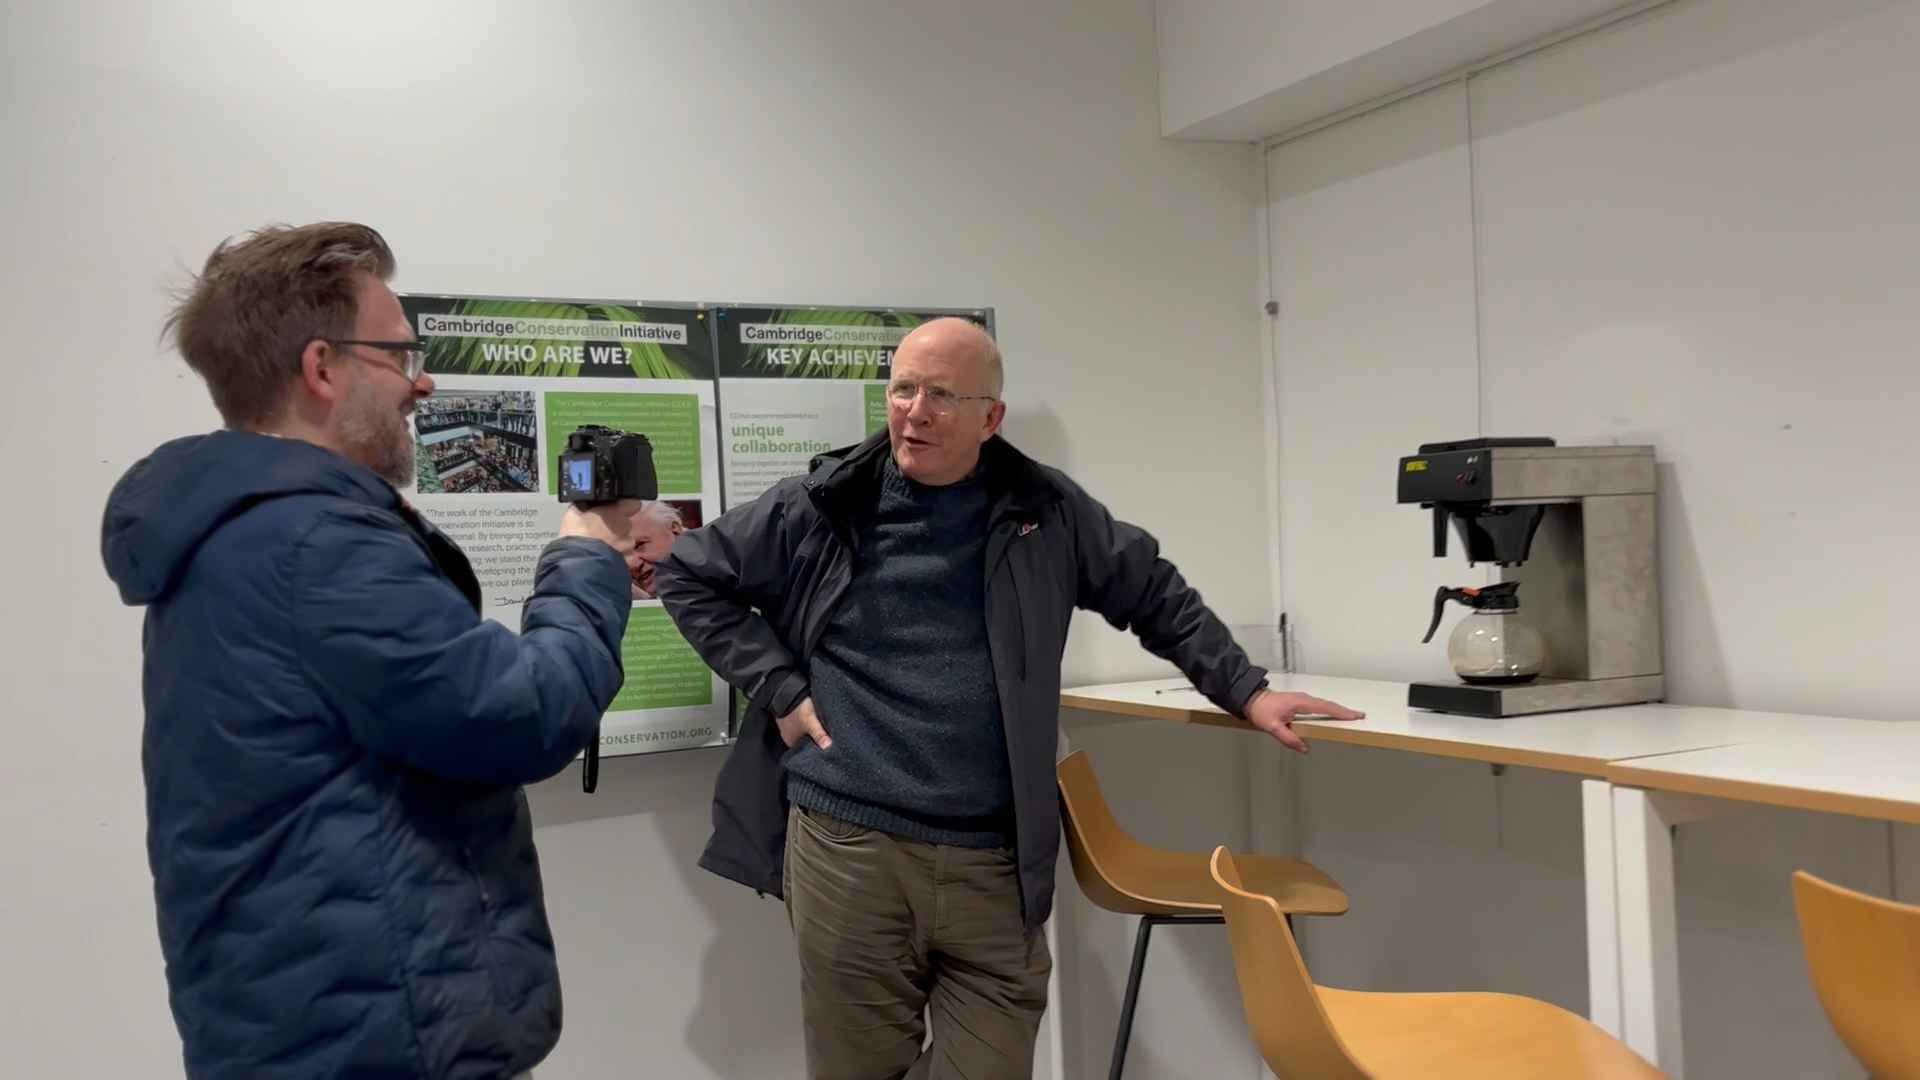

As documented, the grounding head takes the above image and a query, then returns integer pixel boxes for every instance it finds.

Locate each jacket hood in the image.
[101,430,398,605]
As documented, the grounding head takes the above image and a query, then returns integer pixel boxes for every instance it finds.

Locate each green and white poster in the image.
[398,293,728,758]
[712,306,994,508]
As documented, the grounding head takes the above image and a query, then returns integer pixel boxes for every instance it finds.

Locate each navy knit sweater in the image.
[784,456,1012,847]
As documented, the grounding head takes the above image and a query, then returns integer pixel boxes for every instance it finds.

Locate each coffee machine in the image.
[1396,437,1664,717]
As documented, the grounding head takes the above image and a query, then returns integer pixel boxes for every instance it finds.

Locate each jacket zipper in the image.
[461,843,512,1007]
[801,567,852,663]
[990,525,1028,681]
[801,484,857,664]
[990,526,1030,925]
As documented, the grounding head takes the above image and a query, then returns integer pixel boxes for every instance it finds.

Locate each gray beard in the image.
[340,381,415,488]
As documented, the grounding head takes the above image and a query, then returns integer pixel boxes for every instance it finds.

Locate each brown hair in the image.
[162,222,397,427]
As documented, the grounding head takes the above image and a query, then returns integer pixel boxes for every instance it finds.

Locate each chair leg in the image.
[1108,915,1227,1079]
[1110,916,1155,1080]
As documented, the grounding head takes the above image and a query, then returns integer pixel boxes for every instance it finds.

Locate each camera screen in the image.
[560,453,595,499]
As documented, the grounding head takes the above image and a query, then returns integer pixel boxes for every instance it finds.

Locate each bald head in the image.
[885,317,1007,485]
[896,317,1003,399]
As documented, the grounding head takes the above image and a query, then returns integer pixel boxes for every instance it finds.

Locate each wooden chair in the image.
[1056,750,1348,1079]
[1791,869,1920,1079]
[1208,845,1663,1078]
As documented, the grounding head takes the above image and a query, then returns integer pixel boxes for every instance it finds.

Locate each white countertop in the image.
[1060,674,1912,779]
[1604,731,1920,823]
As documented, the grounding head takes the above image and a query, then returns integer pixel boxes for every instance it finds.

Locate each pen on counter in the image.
[1280,612,1292,674]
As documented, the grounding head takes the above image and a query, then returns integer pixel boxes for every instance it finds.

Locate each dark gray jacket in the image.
[653,431,1267,930]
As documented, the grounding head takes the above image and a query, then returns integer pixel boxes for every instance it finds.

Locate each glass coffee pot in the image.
[1421,581,1544,685]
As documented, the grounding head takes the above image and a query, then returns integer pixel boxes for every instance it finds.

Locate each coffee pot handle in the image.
[1423,586,1469,644]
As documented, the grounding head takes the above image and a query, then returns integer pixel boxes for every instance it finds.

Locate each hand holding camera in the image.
[559,501,650,572]
[556,424,662,572]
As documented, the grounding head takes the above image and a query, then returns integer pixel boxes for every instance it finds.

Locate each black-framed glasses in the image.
[327,338,429,382]
[886,379,997,416]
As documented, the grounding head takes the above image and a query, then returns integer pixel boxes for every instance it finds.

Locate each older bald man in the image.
[655,318,1361,1078]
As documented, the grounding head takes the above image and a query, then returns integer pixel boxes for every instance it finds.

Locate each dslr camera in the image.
[557,425,659,505]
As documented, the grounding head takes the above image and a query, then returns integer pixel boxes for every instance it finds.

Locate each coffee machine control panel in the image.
[1398,448,1495,503]
[1397,437,1558,505]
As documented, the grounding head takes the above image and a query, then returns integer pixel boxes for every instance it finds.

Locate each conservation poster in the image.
[398,293,728,758]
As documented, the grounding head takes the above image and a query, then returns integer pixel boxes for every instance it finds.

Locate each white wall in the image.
[1153,0,1648,140]
[1269,79,1481,685]
[1265,1,1920,1077]
[1156,0,1484,134]
[0,2,1270,1076]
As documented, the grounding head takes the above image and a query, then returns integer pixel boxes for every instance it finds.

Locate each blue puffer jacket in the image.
[100,430,632,1080]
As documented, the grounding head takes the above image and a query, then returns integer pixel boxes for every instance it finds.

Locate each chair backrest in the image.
[1209,847,1370,1080]
[1056,750,1151,913]
[1791,869,1920,1080]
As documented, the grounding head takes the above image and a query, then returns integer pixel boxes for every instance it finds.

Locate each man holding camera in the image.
[655,317,1363,1078]
[100,222,644,1080]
